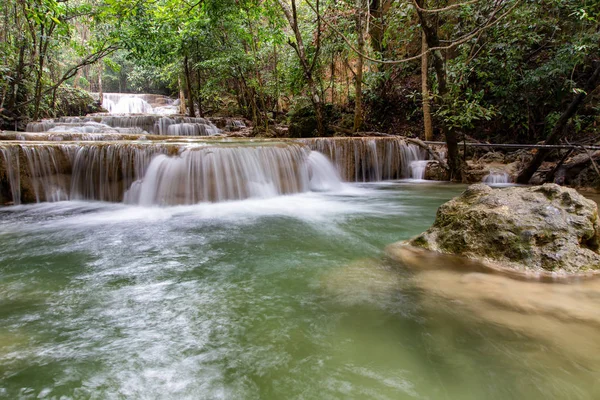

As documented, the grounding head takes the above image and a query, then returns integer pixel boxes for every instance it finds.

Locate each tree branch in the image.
[411,0,480,13]
[304,0,521,65]
[15,45,118,110]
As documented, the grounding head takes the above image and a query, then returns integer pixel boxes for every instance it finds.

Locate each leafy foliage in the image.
[1,0,597,144]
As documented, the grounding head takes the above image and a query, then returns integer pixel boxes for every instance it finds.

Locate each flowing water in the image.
[483,171,511,186]
[3,98,600,398]
[1,182,600,399]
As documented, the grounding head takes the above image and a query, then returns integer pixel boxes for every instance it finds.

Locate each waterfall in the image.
[157,117,220,136]
[124,146,342,206]
[111,97,153,114]
[27,116,220,137]
[0,143,173,204]
[409,160,430,180]
[0,146,21,204]
[101,93,179,115]
[400,144,429,179]
[1,137,435,206]
[70,144,168,202]
[303,138,428,181]
[0,143,344,205]
[483,172,510,185]
[226,119,246,130]
[105,95,154,114]
[307,151,343,192]
[27,93,219,137]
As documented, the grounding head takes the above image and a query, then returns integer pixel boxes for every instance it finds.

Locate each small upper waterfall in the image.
[108,96,154,114]
[409,160,429,180]
[26,116,220,137]
[101,93,178,115]
[483,172,511,185]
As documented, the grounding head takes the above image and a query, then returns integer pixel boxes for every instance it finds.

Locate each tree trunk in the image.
[195,69,204,117]
[330,53,336,104]
[178,76,186,115]
[369,0,383,54]
[421,31,433,141]
[274,42,282,115]
[98,61,103,100]
[7,43,26,110]
[517,63,600,184]
[307,76,325,135]
[278,0,325,135]
[353,0,365,132]
[73,69,82,88]
[184,56,196,117]
[415,0,461,180]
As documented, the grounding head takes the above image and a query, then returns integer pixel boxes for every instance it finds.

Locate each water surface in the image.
[1,182,599,399]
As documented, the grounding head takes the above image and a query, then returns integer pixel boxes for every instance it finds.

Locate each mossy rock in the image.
[403,183,600,274]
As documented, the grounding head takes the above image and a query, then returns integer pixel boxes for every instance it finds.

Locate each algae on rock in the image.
[403,183,600,274]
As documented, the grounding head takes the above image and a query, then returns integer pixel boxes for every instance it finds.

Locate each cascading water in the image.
[400,144,429,179]
[409,160,430,180]
[26,93,219,138]
[27,116,220,137]
[0,146,21,204]
[0,142,344,205]
[124,146,342,206]
[304,137,429,181]
[0,143,172,204]
[101,93,178,114]
[157,117,221,136]
[111,96,154,114]
[69,144,168,202]
[483,172,511,185]
[2,136,435,206]
[307,151,343,192]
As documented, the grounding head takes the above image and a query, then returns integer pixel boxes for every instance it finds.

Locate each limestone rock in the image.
[404,183,600,273]
[462,162,489,183]
[424,161,449,181]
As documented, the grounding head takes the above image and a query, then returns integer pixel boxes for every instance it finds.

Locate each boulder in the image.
[394,183,600,275]
[424,161,449,181]
[462,162,489,183]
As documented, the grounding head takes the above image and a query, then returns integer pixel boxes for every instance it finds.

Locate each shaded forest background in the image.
[1,0,599,147]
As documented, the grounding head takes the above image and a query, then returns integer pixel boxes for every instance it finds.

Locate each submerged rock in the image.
[395,183,600,274]
[414,268,600,366]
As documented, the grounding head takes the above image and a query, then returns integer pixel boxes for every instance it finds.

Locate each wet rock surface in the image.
[399,183,600,274]
[424,161,449,181]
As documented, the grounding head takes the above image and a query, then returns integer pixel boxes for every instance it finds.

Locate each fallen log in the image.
[406,137,449,170]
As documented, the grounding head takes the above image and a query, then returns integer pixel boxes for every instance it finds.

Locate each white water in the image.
[409,160,430,180]
[102,93,173,115]
[123,146,343,206]
[305,138,429,182]
[27,116,220,136]
[1,137,434,205]
[307,151,344,192]
[110,96,154,114]
[483,172,510,185]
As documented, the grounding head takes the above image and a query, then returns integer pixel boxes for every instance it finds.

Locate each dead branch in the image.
[406,137,449,169]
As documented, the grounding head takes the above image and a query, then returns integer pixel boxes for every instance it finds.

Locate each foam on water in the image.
[1,183,598,399]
